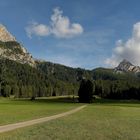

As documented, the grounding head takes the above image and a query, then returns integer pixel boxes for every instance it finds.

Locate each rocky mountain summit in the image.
[0,24,36,67]
[0,24,16,42]
[115,59,140,73]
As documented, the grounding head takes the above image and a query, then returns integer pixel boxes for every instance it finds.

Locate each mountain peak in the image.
[120,59,133,66]
[115,59,140,73]
[0,24,16,42]
[121,59,131,63]
[0,24,36,67]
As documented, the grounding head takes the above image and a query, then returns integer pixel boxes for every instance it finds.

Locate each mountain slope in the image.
[0,24,35,67]
[36,60,92,83]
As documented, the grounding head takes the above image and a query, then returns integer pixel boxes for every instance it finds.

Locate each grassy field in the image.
[0,98,140,140]
[0,97,81,125]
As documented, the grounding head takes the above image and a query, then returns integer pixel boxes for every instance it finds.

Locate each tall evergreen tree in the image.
[78,79,94,103]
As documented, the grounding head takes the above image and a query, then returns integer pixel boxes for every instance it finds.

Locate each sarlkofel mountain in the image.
[0,24,140,99]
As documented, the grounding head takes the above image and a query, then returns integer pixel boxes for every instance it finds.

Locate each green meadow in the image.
[0,97,140,140]
[0,97,81,125]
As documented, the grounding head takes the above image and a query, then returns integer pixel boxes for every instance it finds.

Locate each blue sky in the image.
[1,0,140,69]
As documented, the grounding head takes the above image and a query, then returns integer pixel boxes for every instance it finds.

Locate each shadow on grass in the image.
[18,97,140,105]
[94,98,140,103]
[34,97,79,104]
[8,96,79,105]
[92,98,140,107]
[1,96,140,107]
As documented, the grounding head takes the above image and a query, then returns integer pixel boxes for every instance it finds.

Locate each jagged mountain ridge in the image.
[0,24,36,67]
[115,59,140,73]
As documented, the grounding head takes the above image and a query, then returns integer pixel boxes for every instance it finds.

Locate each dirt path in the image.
[0,105,87,133]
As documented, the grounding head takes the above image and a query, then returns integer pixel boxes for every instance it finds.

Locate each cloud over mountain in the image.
[25,23,50,38]
[25,7,83,39]
[105,22,140,67]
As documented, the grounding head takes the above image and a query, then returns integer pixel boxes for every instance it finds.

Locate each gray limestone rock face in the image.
[0,24,16,42]
[0,24,36,67]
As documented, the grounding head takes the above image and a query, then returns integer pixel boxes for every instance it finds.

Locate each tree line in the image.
[0,59,79,98]
[0,58,140,100]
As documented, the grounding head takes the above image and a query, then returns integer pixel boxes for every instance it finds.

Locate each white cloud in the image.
[105,22,140,67]
[25,7,83,38]
[25,22,50,38]
[50,8,83,38]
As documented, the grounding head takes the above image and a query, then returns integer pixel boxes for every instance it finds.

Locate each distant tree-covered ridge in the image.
[35,62,140,99]
[0,58,87,98]
[0,58,140,100]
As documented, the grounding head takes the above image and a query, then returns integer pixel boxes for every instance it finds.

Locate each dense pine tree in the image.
[78,79,94,103]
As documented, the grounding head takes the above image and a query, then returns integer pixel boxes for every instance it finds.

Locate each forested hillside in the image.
[92,68,140,99]
[1,57,140,100]
[0,59,47,97]
[0,58,140,99]
[0,59,87,97]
